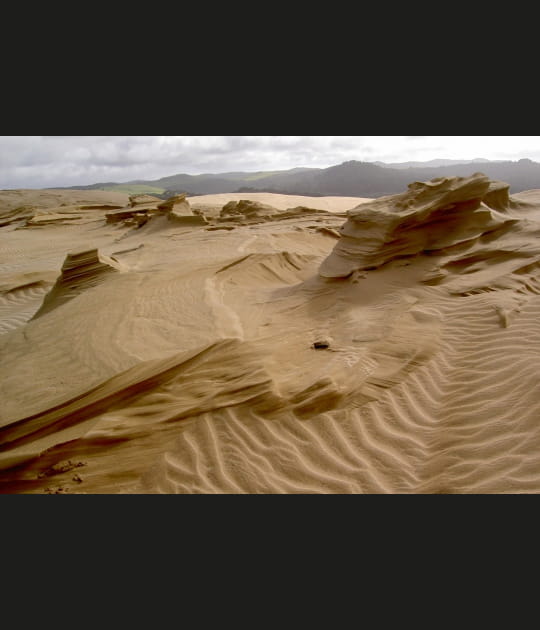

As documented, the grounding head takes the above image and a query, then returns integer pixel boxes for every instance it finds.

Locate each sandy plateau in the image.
[1,177,540,494]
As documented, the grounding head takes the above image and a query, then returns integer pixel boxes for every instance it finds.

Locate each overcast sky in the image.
[1,136,540,189]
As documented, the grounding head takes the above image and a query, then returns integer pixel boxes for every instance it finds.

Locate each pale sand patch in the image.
[188,192,371,213]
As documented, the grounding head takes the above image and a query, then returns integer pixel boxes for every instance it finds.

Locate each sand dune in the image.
[187,193,370,214]
[1,185,540,493]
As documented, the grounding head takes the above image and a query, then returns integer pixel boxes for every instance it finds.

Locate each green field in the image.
[243,171,282,181]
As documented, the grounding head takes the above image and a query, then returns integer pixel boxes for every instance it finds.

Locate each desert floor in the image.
[1,181,540,494]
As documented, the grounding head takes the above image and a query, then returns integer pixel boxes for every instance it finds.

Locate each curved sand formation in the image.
[32,249,124,319]
[1,185,540,493]
[320,173,524,278]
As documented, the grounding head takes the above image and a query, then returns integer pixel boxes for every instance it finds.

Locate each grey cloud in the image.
[1,136,539,189]
[0,136,386,188]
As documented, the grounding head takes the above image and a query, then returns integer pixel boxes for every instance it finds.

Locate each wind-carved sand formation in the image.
[321,175,514,276]
[1,177,540,493]
[32,249,124,319]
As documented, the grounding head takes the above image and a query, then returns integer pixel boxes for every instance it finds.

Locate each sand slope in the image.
[1,185,540,493]
[188,193,370,214]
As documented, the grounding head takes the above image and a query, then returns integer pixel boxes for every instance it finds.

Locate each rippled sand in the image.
[1,183,540,494]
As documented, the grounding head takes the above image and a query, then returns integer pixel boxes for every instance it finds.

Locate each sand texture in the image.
[1,182,540,494]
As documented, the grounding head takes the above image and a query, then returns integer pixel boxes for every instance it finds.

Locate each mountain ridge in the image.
[54,158,540,198]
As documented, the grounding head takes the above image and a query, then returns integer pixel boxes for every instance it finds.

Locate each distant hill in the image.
[373,158,506,169]
[59,158,540,198]
[61,168,323,197]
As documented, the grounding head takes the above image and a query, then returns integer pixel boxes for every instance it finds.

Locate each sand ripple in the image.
[2,187,540,493]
